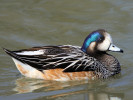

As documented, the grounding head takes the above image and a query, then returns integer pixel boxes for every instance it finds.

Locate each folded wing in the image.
[3,45,112,78]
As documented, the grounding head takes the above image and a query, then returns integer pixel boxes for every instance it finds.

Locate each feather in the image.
[3,45,113,78]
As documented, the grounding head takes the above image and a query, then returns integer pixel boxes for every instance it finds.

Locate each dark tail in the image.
[3,48,18,59]
[3,48,27,65]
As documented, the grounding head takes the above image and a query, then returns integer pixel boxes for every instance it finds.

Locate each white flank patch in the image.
[12,58,44,79]
[16,50,44,55]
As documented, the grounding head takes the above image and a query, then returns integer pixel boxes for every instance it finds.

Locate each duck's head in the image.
[81,29,123,55]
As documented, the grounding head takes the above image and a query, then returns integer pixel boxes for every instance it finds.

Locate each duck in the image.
[3,29,123,81]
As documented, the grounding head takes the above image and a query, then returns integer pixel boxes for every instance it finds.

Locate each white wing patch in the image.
[16,50,44,55]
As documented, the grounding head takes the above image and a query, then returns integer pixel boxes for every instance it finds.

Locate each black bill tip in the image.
[120,49,124,53]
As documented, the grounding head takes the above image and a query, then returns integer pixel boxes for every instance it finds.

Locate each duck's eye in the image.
[98,36,104,42]
[98,38,102,41]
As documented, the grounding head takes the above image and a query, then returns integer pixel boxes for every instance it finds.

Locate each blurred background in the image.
[0,0,133,100]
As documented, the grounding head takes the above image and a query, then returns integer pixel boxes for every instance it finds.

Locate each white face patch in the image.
[16,50,44,55]
[97,32,113,51]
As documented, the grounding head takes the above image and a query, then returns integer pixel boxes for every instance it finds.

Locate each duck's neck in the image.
[91,52,121,75]
[87,50,106,58]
